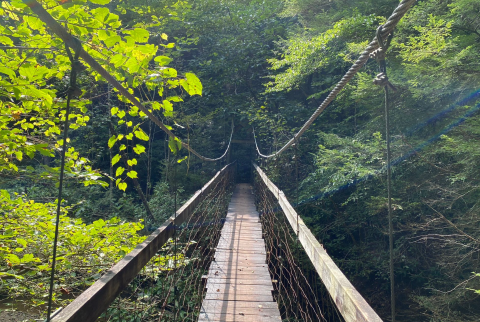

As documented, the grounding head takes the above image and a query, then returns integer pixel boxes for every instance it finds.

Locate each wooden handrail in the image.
[51,163,234,322]
[253,163,383,322]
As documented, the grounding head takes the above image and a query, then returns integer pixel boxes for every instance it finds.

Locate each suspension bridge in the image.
[23,0,422,321]
[48,162,382,322]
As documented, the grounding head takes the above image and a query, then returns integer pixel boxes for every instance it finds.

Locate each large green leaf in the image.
[181,73,202,96]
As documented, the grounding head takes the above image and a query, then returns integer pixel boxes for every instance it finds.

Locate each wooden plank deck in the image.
[198,184,281,322]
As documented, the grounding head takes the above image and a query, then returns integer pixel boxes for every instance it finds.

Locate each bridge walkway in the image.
[198,183,281,321]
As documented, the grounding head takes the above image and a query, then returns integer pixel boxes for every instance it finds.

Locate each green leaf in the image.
[112,154,121,166]
[168,137,182,154]
[154,56,173,66]
[24,16,43,30]
[0,66,16,79]
[116,167,125,177]
[93,7,110,22]
[125,58,140,73]
[0,36,14,46]
[5,254,20,265]
[17,238,27,247]
[118,182,127,191]
[21,254,39,263]
[119,144,126,151]
[125,28,150,43]
[111,54,127,68]
[133,144,146,154]
[35,144,54,157]
[108,135,117,148]
[166,96,183,102]
[134,129,149,141]
[111,107,118,116]
[127,171,138,179]
[163,100,173,117]
[127,159,137,166]
[104,35,121,47]
[0,272,23,280]
[181,73,203,96]
[160,68,177,78]
[90,0,110,4]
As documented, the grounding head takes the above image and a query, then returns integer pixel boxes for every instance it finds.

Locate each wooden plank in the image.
[216,241,265,247]
[214,253,267,262]
[214,249,266,255]
[204,293,274,302]
[218,235,264,241]
[206,284,273,292]
[206,273,272,279]
[222,224,262,229]
[212,260,266,266]
[201,300,279,311]
[199,312,281,321]
[205,271,271,279]
[219,234,263,239]
[206,279,276,286]
[215,243,266,250]
[199,183,281,322]
[209,262,269,269]
[254,163,383,322]
[198,313,281,322]
[205,289,273,296]
[50,164,234,322]
[201,308,280,317]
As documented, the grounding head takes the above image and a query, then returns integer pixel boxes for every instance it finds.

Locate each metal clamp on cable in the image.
[371,25,397,91]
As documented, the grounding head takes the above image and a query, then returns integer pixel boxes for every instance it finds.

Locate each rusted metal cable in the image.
[254,0,416,158]
[372,24,396,322]
[23,0,233,162]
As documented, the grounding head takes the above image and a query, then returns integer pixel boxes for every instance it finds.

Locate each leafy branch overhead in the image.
[0,0,202,192]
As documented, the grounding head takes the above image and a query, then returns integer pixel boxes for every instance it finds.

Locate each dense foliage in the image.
[256,0,480,320]
[1,0,480,320]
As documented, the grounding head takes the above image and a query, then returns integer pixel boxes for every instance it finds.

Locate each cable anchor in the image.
[371,25,396,91]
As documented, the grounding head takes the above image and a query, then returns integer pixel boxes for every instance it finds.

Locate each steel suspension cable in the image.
[23,0,234,162]
[371,25,397,322]
[254,0,417,158]
[46,43,82,322]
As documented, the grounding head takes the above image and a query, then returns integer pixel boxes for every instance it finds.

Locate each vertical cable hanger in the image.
[294,137,299,237]
[46,43,84,322]
[173,153,178,319]
[371,24,396,322]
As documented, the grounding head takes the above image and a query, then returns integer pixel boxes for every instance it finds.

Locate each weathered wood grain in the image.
[199,184,281,322]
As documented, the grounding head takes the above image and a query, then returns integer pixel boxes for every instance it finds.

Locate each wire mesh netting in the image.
[97,167,235,322]
[255,174,345,322]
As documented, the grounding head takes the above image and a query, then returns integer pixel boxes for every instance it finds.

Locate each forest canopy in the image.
[1,0,480,321]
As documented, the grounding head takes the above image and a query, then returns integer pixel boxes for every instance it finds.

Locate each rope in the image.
[46,43,82,322]
[254,0,417,158]
[373,25,396,322]
[23,0,234,162]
